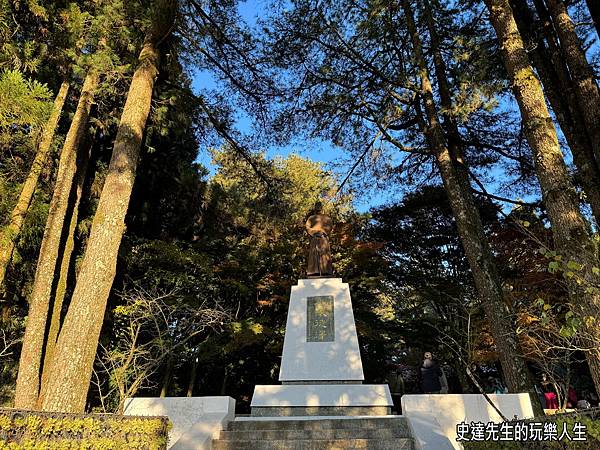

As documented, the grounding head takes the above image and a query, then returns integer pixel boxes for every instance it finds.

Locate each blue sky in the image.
[190,63,358,199]
[188,0,596,215]
[188,1,380,210]
[189,68,388,212]
[188,1,425,213]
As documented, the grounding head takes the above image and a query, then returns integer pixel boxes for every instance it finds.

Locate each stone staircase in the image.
[212,417,415,449]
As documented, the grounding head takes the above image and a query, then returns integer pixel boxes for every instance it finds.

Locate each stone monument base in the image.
[401,393,534,450]
[278,278,364,383]
[250,384,393,417]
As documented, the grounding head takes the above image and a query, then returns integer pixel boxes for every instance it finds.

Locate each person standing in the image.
[494,378,508,394]
[385,362,405,414]
[419,352,443,394]
[541,373,559,410]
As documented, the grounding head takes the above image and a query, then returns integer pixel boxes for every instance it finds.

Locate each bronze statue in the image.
[305,203,333,277]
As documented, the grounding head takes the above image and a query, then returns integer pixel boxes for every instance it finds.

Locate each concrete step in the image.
[219,427,410,440]
[212,438,414,450]
[228,417,409,432]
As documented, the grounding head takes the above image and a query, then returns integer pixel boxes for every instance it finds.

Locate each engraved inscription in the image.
[306,295,334,342]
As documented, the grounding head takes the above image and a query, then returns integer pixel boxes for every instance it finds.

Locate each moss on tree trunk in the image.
[511,0,600,227]
[15,72,98,410]
[545,0,600,168]
[39,126,94,404]
[402,0,540,414]
[484,0,600,395]
[39,1,176,413]
[0,81,70,292]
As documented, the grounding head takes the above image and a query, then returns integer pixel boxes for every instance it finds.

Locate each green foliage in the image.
[0,0,63,74]
[110,142,393,409]
[364,186,492,364]
[0,315,23,407]
[261,0,527,192]
[209,149,346,226]
[0,409,169,449]
[0,69,52,128]
[61,1,137,80]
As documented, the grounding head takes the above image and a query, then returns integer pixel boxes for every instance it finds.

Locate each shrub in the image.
[0,408,170,449]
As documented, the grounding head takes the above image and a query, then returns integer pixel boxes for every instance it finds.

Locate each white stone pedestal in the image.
[252,278,392,416]
[279,278,364,382]
[251,384,393,416]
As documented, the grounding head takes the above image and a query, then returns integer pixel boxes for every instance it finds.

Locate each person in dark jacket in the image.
[419,352,442,394]
[385,362,404,414]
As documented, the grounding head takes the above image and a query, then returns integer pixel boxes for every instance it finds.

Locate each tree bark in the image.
[484,0,600,395]
[403,0,540,411]
[455,363,471,394]
[585,0,600,40]
[40,1,176,413]
[160,355,174,398]
[39,133,94,402]
[14,72,98,410]
[0,81,70,291]
[220,367,228,396]
[511,0,600,226]
[187,353,199,397]
[545,0,600,166]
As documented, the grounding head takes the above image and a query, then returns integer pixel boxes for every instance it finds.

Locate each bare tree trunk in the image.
[160,355,174,398]
[220,368,228,396]
[40,1,176,413]
[403,0,540,413]
[14,72,98,410]
[484,0,600,395]
[187,354,199,397]
[455,363,471,394]
[545,0,600,165]
[0,81,70,292]
[585,0,600,40]
[511,0,600,226]
[39,134,94,401]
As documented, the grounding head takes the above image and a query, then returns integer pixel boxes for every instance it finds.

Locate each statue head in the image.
[312,200,323,214]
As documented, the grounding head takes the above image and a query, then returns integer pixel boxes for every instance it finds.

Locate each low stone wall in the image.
[251,406,391,416]
[0,407,169,449]
[401,393,535,450]
[251,384,393,417]
[124,396,235,450]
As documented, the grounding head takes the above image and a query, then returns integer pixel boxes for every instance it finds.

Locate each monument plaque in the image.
[306,295,334,342]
